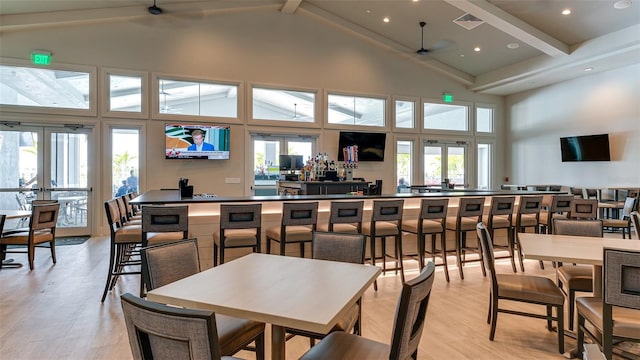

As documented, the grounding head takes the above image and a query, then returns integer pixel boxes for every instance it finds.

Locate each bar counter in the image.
[130,189,556,205]
[131,188,560,268]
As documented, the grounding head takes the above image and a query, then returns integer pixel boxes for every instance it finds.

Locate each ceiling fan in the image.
[415,21,454,55]
[148,0,162,15]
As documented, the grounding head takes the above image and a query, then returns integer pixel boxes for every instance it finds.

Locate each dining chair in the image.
[0,202,60,271]
[631,211,640,240]
[445,197,486,280]
[362,199,404,290]
[513,195,543,271]
[286,231,366,347]
[484,196,517,273]
[317,200,364,234]
[539,194,573,234]
[117,196,141,226]
[298,261,436,360]
[101,198,142,302]
[568,198,598,220]
[214,203,262,266]
[553,219,603,331]
[402,198,450,282]
[141,239,266,359]
[266,202,318,257]
[120,293,246,360]
[576,248,640,360]
[602,197,637,239]
[476,223,565,354]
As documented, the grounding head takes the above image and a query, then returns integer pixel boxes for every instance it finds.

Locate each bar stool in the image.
[213,203,262,265]
[141,205,189,248]
[539,194,573,234]
[402,198,450,282]
[361,199,404,290]
[513,195,543,271]
[483,196,517,273]
[445,197,486,280]
[266,202,318,257]
[317,200,364,234]
[101,198,142,302]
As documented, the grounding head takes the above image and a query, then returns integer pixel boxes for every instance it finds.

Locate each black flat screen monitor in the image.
[337,131,386,162]
[279,155,304,171]
[560,134,611,162]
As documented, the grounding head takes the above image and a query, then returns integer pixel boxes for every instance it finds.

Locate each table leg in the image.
[271,324,286,360]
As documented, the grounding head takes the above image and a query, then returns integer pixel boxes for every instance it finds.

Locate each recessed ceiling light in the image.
[383,17,390,23]
[474,46,481,52]
[460,54,465,57]
[507,42,520,49]
[614,0,632,9]
[562,9,571,15]
[412,0,419,2]
[365,9,371,14]
[584,67,593,72]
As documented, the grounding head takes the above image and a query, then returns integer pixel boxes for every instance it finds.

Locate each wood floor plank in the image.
[0,234,632,359]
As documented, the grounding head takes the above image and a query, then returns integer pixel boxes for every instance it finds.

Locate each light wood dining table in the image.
[518,233,640,297]
[147,253,381,360]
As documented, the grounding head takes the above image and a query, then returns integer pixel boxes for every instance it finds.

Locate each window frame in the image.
[247,82,321,129]
[324,89,389,130]
[151,73,243,124]
[0,57,97,117]
[392,96,419,132]
[475,103,496,135]
[421,97,473,135]
[101,68,149,119]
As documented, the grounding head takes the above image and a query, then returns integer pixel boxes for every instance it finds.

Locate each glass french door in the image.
[423,141,467,187]
[251,135,314,195]
[0,125,93,236]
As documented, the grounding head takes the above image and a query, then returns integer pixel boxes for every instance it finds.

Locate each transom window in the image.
[476,105,494,133]
[0,64,90,110]
[423,102,468,131]
[157,78,238,118]
[395,99,416,129]
[252,87,315,123]
[328,93,385,127]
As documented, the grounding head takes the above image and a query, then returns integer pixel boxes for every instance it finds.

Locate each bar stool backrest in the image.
[220,204,262,230]
[370,199,404,223]
[489,196,515,216]
[419,198,449,220]
[517,196,543,215]
[328,201,364,232]
[142,205,189,246]
[282,202,318,226]
[457,197,485,220]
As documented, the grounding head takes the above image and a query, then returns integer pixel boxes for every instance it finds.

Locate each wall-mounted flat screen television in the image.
[337,131,386,162]
[560,133,610,162]
[279,155,304,171]
[165,123,230,160]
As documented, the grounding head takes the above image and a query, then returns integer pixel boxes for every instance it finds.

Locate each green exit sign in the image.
[31,51,51,65]
[442,93,454,103]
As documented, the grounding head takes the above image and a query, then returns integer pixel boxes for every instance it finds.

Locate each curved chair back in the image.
[553,219,603,237]
[141,205,189,246]
[327,201,364,232]
[631,211,640,240]
[142,238,200,291]
[388,261,436,360]
[282,202,318,227]
[476,223,497,287]
[370,199,404,224]
[568,198,598,220]
[220,203,262,231]
[121,293,223,360]
[312,231,365,264]
[30,203,60,231]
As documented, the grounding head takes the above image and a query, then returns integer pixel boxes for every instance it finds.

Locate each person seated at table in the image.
[115,180,128,197]
[187,129,215,151]
[397,177,409,193]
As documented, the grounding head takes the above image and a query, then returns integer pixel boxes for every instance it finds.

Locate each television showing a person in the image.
[187,129,215,151]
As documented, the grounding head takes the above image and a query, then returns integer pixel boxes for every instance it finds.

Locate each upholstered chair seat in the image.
[146,231,184,245]
[361,221,400,236]
[317,223,358,233]
[214,229,259,247]
[446,216,478,231]
[576,297,640,340]
[266,225,313,243]
[403,219,443,234]
[496,274,565,304]
[512,213,538,227]
[557,265,593,291]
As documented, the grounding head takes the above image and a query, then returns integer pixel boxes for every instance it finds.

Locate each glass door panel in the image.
[423,145,442,186]
[447,145,465,186]
[0,126,92,236]
[253,139,280,196]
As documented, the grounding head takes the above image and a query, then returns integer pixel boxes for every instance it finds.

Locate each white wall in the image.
[505,63,640,188]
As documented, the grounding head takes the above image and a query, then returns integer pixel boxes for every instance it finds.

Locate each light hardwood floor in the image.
[0,235,632,360]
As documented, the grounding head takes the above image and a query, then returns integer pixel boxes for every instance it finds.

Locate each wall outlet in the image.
[225,177,241,184]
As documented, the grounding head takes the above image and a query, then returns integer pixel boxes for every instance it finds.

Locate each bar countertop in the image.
[130,189,559,205]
